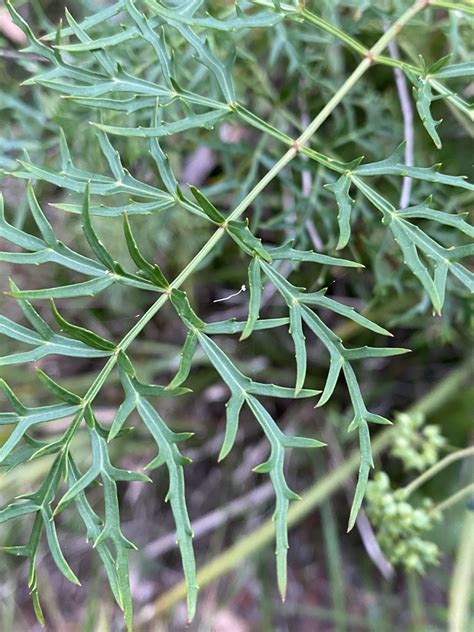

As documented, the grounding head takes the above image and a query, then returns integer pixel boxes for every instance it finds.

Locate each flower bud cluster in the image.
[391,412,446,471]
[366,472,441,573]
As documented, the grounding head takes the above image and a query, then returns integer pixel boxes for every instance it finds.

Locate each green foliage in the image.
[0,0,472,628]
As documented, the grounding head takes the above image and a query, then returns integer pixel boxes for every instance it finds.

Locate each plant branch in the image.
[386,27,414,208]
[253,1,472,118]
[432,483,474,515]
[402,446,474,498]
[138,362,470,620]
[75,0,429,428]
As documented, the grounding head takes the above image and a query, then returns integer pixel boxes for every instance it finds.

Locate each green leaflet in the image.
[149,135,179,196]
[249,257,401,527]
[0,190,106,276]
[170,289,206,330]
[6,455,83,612]
[50,300,116,351]
[261,262,391,335]
[52,200,174,217]
[343,347,410,361]
[409,74,444,149]
[63,8,116,76]
[67,95,162,113]
[123,0,173,87]
[123,214,169,288]
[387,213,473,313]
[13,131,174,201]
[299,289,392,337]
[67,455,127,621]
[204,317,290,335]
[246,395,324,598]
[197,331,251,392]
[219,392,245,462]
[110,357,197,622]
[2,183,170,297]
[0,379,27,413]
[267,241,362,268]
[353,178,474,311]
[299,305,346,406]
[6,1,56,64]
[348,419,373,532]
[247,382,319,399]
[0,381,82,462]
[92,109,230,138]
[0,414,90,615]
[36,370,83,405]
[168,290,323,595]
[342,362,390,531]
[0,500,39,524]
[60,424,137,630]
[144,1,284,31]
[398,200,474,239]
[197,328,320,400]
[190,186,225,223]
[325,173,355,250]
[227,220,273,261]
[240,257,263,340]
[26,182,57,247]
[434,61,474,79]
[52,24,150,52]
[82,182,122,273]
[354,143,473,190]
[34,74,173,100]
[289,302,307,395]
[0,287,111,365]
[0,316,44,349]
[8,276,116,300]
[167,331,198,389]
[55,428,150,515]
[159,19,236,104]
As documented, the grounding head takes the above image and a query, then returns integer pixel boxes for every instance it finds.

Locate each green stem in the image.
[300,7,425,74]
[254,1,472,115]
[449,511,474,632]
[77,0,428,418]
[140,362,470,619]
[402,446,474,498]
[300,8,367,56]
[432,482,474,515]
[254,0,423,73]
[429,0,474,14]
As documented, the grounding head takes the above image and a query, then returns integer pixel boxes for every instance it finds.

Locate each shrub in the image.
[0,0,472,628]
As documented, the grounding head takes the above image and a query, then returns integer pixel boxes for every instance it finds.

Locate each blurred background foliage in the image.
[0,0,473,630]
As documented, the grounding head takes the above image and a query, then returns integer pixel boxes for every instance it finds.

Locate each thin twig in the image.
[385,27,415,209]
[431,482,474,516]
[402,446,474,498]
[0,49,44,61]
[300,95,323,251]
[305,218,323,251]
[325,425,394,579]
[144,483,274,557]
